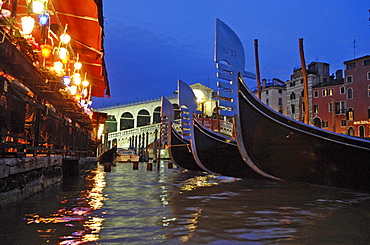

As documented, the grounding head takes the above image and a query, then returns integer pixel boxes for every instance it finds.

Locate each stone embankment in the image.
[0,156,97,206]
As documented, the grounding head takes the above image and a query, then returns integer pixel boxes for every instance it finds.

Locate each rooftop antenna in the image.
[353,39,356,58]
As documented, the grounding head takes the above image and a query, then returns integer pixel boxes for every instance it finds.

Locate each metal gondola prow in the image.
[214,18,255,117]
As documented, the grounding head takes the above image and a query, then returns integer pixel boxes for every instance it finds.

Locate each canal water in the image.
[0,162,370,244]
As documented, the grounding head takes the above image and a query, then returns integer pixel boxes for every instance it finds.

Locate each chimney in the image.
[335,69,343,79]
[262,79,267,88]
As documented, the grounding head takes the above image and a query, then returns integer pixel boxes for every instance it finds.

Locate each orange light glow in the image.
[40,44,52,58]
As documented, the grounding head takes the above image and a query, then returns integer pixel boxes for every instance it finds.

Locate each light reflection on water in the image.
[0,162,369,244]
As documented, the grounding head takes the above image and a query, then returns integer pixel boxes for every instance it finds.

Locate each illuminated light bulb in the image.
[53,61,64,75]
[40,44,52,58]
[63,76,71,86]
[74,61,82,70]
[39,12,49,25]
[82,79,89,87]
[75,93,81,101]
[32,0,44,14]
[59,47,68,59]
[21,16,35,35]
[1,9,11,18]
[60,33,71,44]
[70,85,77,95]
[73,73,81,85]
[59,47,69,64]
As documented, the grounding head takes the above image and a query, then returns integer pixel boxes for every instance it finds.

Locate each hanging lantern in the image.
[73,73,81,85]
[39,11,49,25]
[53,61,64,75]
[60,33,71,44]
[70,85,77,95]
[82,79,89,87]
[74,61,82,70]
[32,0,48,14]
[59,47,69,64]
[63,76,71,86]
[82,73,89,87]
[40,44,52,58]
[21,16,35,35]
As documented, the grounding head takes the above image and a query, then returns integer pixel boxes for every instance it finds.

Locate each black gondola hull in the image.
[192,118,263,179]
[237,80,370,191]
[168,126,204,172]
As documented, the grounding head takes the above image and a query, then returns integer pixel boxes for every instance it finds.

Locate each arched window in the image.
[120,112,134,130]
[106,115,117,133]
[347,127,354,136]
[359,125,365,137]
[347,108,354,121]
[313,117,321,128]
[278,98,282,106]
[290,92,296,100]
[173,104,181,119]
[137,109,150,127]
[347,88,353,99]
[153,106,161,124]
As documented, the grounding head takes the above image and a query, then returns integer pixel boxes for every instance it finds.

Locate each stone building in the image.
[255,78,287,115]
[286,62,332,123]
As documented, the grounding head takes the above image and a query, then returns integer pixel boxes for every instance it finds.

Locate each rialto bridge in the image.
[96,83,232,153]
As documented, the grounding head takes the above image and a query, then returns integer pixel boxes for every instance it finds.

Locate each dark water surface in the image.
[0,162,370,244]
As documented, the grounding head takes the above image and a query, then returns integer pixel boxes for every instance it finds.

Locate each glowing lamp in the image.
[74,61,82,70]
[39,12,49,25]
[59,47,69,64]
[21,16,35,35]
[1,9,11,18]
[40,44,52,58]
[53,61,63,75]
[70,85,77,95]
[73,73,81,85]
[63,76,71,86]
[75,93,81,101]
[32,0,47,14]
[82,79,89,87]
[60,33,71,44]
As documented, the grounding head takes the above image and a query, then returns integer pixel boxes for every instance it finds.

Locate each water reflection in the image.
[166,176,370,244]
[25,166,107,244]
[0,162,369,244]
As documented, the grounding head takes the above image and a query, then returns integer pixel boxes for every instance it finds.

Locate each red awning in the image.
[9,0,110,98]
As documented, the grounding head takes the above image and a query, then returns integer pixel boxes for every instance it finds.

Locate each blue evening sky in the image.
[93,0,369,108]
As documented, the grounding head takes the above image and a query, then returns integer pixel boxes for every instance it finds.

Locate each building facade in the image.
[343,55,370,137]
[257,78,287,115]
[286,62,333,123]
[311,69,346,134]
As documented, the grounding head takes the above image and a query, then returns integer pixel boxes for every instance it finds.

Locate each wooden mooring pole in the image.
[299,38,309,124]
[254,39,262,100]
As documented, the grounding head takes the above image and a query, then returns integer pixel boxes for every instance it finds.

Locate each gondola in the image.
[98,144,117,163]
[214,18,370,191]
[161,96,204,171]
[191,116,264,178]
[176,78,272,179]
